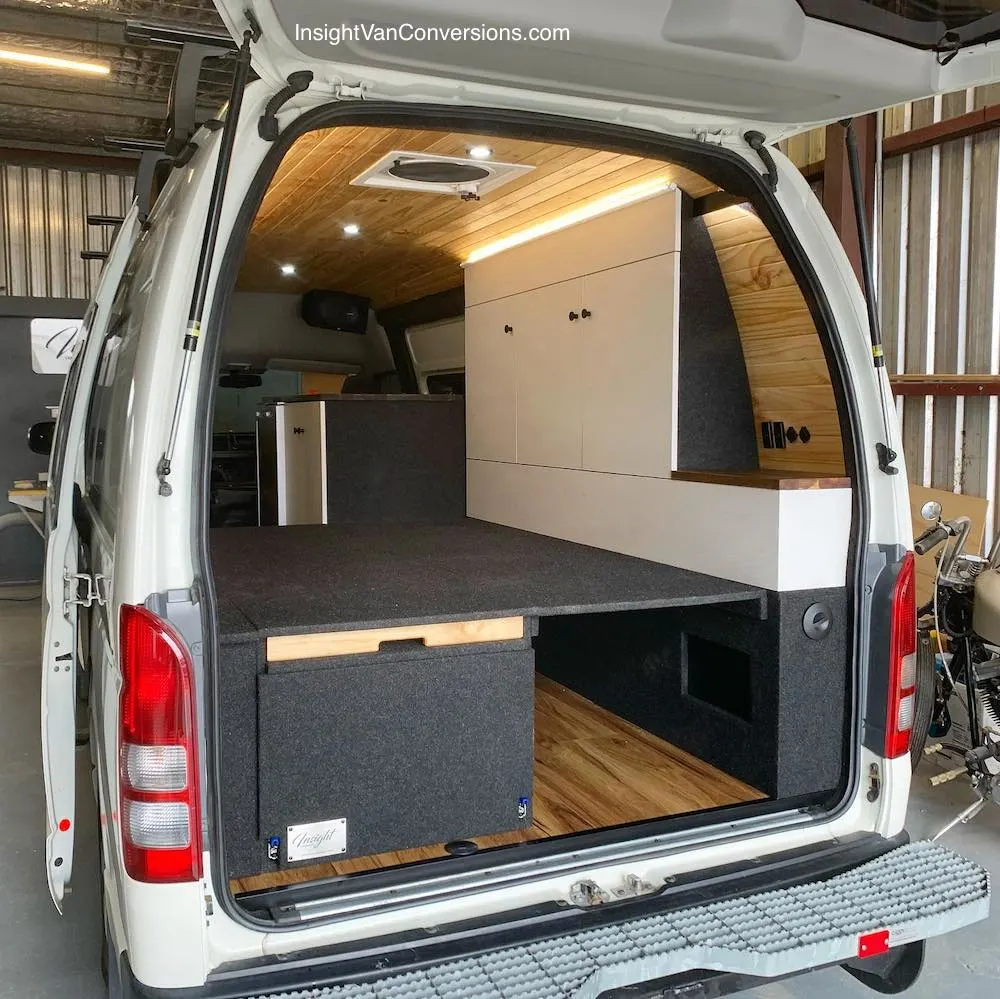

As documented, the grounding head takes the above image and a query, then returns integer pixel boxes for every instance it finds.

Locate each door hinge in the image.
[333,82,367,101]
[695,128,730,145]
[63,571,107,613]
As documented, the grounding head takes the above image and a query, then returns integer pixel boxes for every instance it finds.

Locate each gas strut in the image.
[842,118,899,475]
[156,26,255,496]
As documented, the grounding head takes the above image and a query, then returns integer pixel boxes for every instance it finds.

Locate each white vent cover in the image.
[351,150,534,198]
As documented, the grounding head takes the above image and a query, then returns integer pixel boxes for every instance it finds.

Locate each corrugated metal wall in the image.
[785,92,1000,548]
[0,163,134,300]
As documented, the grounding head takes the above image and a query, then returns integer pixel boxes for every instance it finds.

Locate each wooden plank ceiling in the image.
[238,126,715,309]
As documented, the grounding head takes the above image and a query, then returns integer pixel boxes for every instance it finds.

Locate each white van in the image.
[37,2,996,996]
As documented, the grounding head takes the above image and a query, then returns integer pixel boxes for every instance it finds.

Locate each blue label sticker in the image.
[517,796,529,820]
[267,835,281,861]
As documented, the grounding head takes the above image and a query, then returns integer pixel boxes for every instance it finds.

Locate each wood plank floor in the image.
[231,676,765,893]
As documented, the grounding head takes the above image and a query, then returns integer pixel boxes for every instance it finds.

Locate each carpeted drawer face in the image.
[256,646,535,866]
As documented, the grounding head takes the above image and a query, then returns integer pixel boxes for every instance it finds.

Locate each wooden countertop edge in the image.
[670,469,851,490]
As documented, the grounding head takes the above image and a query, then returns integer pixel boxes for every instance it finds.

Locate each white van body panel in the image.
[41,209,141,911]
[55,58,923,985]
[217,0,1000,141]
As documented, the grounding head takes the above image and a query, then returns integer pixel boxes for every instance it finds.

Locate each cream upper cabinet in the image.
[465,296,517,462]
[464,187,680,477]
[515,279,583,469]
[580,254,679,478]
[465,190,680,307]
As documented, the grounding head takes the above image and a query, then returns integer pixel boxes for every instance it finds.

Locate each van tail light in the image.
[119,605,202,883]
[885,552,917,759]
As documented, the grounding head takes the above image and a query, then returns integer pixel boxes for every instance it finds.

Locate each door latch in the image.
[569,879,610,907]
[63,571,107,614]
[569,873,657,907]
[867,762,882,802]
[611,873,657,900]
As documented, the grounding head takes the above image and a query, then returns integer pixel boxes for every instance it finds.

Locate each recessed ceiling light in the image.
[343,223,361,236]
[279,263,296,276]
[467,145,493,160]
[0,47,110,76]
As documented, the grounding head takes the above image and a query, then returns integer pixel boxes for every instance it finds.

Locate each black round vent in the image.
[388,159,491,184]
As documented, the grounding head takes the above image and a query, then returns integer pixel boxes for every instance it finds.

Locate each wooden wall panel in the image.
[704,206,846,476]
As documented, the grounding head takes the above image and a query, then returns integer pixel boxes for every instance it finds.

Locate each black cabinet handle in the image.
[568,311,579,321]
[581,308,592,319]
[504,324,513,334]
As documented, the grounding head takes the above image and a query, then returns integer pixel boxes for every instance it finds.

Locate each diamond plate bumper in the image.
[254,841,988,999]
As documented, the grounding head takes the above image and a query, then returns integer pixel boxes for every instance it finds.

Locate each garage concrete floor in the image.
[1,586,999,999]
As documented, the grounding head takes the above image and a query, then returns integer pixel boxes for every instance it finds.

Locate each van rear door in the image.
[217,0,1000,141]
[42,209,139,911]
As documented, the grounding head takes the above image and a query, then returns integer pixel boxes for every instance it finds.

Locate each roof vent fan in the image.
[352,150,534,199]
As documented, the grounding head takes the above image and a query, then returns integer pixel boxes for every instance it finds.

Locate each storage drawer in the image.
[257,645,535,866]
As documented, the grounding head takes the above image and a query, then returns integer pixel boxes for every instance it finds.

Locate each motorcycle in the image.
[912,499,1000,836]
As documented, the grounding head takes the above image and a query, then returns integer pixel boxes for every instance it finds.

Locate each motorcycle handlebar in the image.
[914,524,951,556]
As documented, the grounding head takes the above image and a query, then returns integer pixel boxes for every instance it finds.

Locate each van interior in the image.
[207,124,855,915]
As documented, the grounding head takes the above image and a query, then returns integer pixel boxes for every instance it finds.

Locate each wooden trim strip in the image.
[671,469,850,490]
[883,104,1000,159]
[266,616,525,662]
[0,145,138,173]
[889,374,1000,397]
[790,102,1000,178]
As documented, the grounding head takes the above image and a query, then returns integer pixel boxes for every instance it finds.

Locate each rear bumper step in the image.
[254,841,988,999]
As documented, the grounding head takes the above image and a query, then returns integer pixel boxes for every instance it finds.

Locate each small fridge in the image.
[256,394,466,526]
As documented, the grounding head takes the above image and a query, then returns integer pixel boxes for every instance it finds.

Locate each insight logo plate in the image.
[286,817,347,861]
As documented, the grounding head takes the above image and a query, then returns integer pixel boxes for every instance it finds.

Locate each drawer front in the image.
[257,648,535,866]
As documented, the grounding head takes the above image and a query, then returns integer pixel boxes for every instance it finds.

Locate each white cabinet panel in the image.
[514,279,583,469]
[465,297,517,462]
[277,401,327,526]
[581,254,678,477]
[465,188,681,306]
[467,460,852,591]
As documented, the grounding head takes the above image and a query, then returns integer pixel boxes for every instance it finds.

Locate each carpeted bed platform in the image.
[209,519,765,638]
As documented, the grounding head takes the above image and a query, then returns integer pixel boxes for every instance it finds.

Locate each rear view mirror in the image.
[920,500,943,523]
[27,419,56,456]
[219,372,263,389]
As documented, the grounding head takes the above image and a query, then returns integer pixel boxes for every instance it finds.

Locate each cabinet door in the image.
[277,401,327,525]
[581,254,678,477]
[465,297,517,462]
[515,279,583,469]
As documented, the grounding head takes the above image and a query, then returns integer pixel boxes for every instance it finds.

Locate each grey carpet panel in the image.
[323,395,466,524]
[676,211,759,472]
[216,596,258,643]
[257,647,535,863]
[210,520,765,638]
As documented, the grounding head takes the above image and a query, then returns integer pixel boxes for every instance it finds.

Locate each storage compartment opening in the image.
[206,119,856,912]
[684,633,755,724]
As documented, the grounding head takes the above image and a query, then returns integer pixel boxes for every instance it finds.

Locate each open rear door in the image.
[41,210,139,911]
[217,0,1000,141]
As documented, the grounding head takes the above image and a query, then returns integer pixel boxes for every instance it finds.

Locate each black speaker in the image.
[301,289,370,334]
